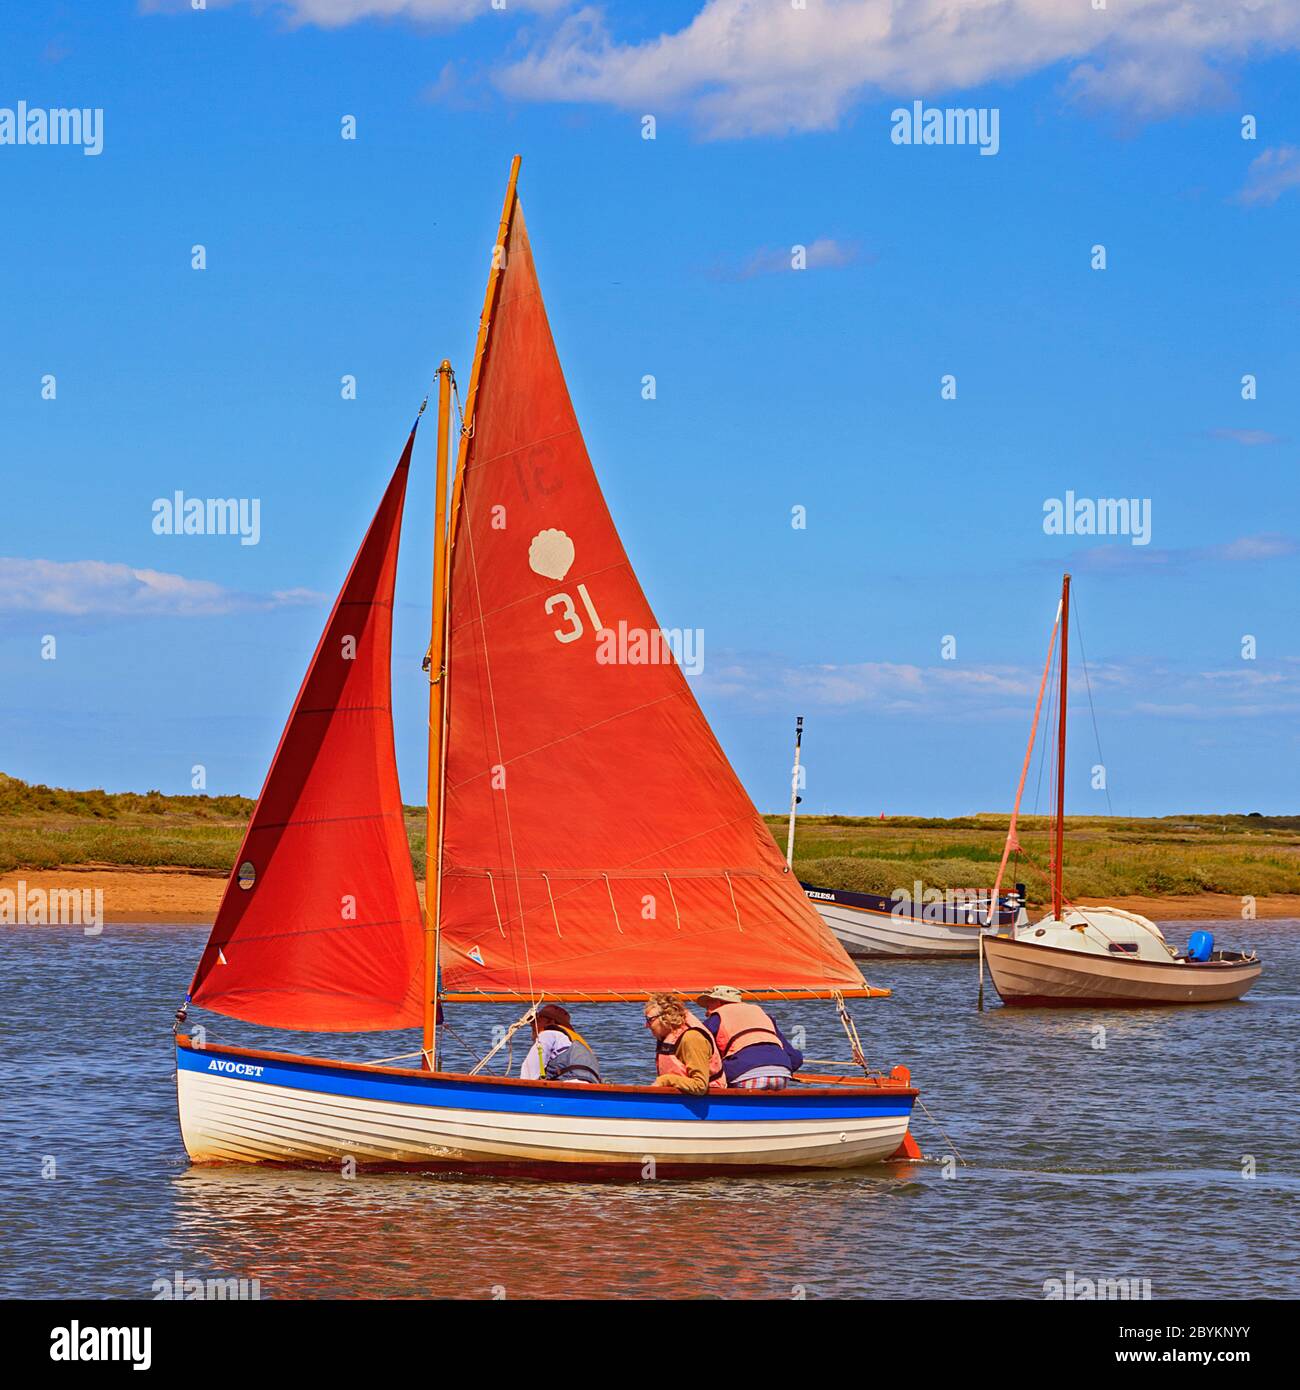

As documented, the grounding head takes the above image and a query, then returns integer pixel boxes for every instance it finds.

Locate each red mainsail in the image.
[189,434,424,1031]
[438,201,865,998]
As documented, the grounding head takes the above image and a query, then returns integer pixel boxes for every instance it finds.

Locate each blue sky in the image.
[2,1,1297,816]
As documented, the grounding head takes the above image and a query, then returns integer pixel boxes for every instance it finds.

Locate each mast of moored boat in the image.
[423,360,455,1070]
[785,715,803,868]
[1052,572,1071,920]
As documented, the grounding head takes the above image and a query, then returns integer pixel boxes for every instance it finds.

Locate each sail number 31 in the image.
[545,583,603,645]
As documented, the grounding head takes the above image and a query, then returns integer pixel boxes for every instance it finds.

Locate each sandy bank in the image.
[1,867,1297,926]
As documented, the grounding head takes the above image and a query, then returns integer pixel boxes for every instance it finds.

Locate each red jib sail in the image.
[189,434,424,1031]
[438,199,864,998]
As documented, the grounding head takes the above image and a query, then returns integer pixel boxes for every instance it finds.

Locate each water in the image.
[3,921,1296,1300]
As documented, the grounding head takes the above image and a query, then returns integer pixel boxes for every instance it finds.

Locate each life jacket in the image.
[655,1011,726,1090]
[710,1002,784,1062]
[543,1026,601,1085]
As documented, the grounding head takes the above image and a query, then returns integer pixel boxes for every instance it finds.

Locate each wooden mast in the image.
[422,360,454,1069]
[423,156,522,1045]
[1052,572,1071,920]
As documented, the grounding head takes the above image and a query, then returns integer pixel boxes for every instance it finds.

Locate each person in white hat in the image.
[695,985,803,1090]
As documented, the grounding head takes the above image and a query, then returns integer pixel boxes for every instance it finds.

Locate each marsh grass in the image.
[2,775,1295,903]
[0,774,422,875]
[777,813,1300,905]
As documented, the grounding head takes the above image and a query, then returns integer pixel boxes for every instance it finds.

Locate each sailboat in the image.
[980,574,1262,1007]
[173,157,920,1174]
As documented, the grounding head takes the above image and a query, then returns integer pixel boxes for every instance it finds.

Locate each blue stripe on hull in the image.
[176,1043,915,1122]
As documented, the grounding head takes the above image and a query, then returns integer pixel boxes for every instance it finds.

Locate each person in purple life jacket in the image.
[696,985,803,1090]
[519,1003,601,1084]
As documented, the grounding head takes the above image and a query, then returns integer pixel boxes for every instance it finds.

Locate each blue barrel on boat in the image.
[1187,930,1214,962]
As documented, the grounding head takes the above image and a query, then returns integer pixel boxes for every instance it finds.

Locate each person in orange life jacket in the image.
[696,985,803,1091]
[519,1003,601,1084]
[644,993,726,1095]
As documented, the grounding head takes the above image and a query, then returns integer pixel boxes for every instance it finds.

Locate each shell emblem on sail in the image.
[528,528,575,581]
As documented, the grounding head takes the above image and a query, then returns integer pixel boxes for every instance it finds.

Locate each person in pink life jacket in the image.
[696,985,803,1090]
[644,993,726,1094]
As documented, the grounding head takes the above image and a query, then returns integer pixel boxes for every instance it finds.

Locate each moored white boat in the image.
[803,883,1025,958]
[983,909,1262,1007]
[980,575,1263,1009]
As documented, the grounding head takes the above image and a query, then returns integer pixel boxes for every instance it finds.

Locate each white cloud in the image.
[702,651,1300,722]
[149,1,1300,137]
[702,658,1038,717]
[1215,534,1297,562]
[1206,428,1283,446]
[422,59,493,110]
[0,558,323,618]
[495,1,1300,138]
[1064,48,1233,120]
[713,236,868,280]
[1065,533,1297,574]
[142,0,565,25]
[1235,144,1300,205]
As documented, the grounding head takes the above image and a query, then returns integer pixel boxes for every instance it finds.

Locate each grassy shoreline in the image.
[2,775,1297,907]
[773,812,1300,905]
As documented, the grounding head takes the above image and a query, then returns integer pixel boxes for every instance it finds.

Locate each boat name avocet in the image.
[206,1059,266,1078]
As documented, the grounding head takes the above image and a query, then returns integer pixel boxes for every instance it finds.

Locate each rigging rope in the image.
[1018,636,1059,905]
[1071,594,1114,816]
[1031,637,1058,817]
[468,1001,542,1076]
[460,410,539,1014]
[832,990,870,1074]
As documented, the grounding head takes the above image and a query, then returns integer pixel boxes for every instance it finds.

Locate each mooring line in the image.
[916,1097,968,1167]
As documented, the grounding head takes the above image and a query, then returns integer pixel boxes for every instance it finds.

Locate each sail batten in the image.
[189,433,424,1032]
[437,196,865,998]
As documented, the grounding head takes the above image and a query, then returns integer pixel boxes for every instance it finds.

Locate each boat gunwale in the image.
[984,933,1262,974]
[175,1035,918,1100]
[813,900,995,928]
[802,882,1018,927]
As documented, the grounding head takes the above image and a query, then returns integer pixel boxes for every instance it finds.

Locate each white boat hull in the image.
[983,935,1263,1006]
[176,1040,917,1175]
[812,900,1001,959]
